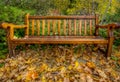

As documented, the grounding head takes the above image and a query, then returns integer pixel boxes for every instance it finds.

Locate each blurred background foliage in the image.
[0,0,120,57]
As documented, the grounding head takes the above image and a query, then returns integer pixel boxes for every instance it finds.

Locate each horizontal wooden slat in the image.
[28,36,102,38]
[12,36,108,44]
[29,16,96,19]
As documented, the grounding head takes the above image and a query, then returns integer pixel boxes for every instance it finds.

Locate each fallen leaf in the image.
[86,75,93,82]
[39,63,48,72]
[41,76,46,82]
[25,71,38,80]
[74,61,79,69]
[63,77,70,82]
[96,69,107,79]
[86,62,96,69]
[79,73,86,82]
[60,66,66,74]
[17,75,22,81]
[68,65,73,70]
[84,66,92,74]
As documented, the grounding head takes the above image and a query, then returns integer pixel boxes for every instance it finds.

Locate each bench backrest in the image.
[25,14,99,36]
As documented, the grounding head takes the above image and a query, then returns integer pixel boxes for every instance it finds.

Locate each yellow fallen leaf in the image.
[27,66,36,71]
[56,58,62,63]
[10,60,18,66]
[17,75,22,81]
[110,69,118,78]
[25,59,32,64]
[68,65,72,70]
[0,72,3,77]
[41,76,47,82]
[60,66,66,74]
[58,78,63,82]
[5,67,10,72]
[74,61,79,69]
[39,63,48,72]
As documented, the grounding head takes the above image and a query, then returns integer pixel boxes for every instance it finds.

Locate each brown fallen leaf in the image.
[79,73,86,82]
[86,62,96,69]
[84,66,92,74]
[63,77,70,82]
[86,75,93,82]
[25,71,38,80]
[96,69,107,79]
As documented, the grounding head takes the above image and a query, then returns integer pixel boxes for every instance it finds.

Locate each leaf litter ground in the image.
[0,44,120,82]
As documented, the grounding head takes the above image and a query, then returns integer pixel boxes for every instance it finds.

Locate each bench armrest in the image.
[95,23,120,37]
[0,22,27,29]
[96,23,120,29]
[0,23,27,40]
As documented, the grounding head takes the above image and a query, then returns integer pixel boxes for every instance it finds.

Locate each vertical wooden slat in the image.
[63,20,66,35]
[79,20,82,35]
[42,20,45,35]
[74,19,76,35]
[58,20,61,35]
[95,14,99,25]
[68,20,71,35]
[25,13,29,36]
[37,20,40,35]
[90,20,92,35]
[84,20,87,35]
[52,20,55,35]
[32,20,35,35]
[47,20,50,35]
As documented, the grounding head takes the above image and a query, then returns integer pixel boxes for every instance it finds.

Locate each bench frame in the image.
[0,14,120,58]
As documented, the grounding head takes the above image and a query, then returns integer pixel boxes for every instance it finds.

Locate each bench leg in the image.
[8,42,16,57]
[8,43,13,57]
[106,37,114,58]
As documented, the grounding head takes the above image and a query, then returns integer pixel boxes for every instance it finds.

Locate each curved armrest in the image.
[95,23,120,37]
[0,22,27,29]
[0,23,27,40]
[96,23,120,29]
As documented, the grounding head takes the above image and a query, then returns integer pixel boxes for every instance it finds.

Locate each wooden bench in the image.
[0,14,120,57]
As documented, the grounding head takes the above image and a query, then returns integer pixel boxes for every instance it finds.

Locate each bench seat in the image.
[12,36,108,44]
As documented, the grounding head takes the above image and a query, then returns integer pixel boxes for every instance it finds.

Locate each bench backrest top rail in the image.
[28,15,97,19]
